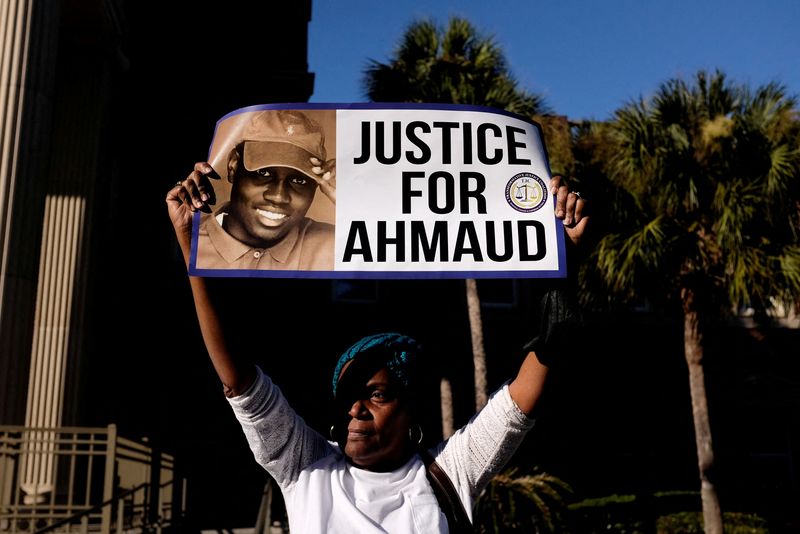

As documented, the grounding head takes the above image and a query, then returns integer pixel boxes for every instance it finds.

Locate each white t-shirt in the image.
[289,452,445,533]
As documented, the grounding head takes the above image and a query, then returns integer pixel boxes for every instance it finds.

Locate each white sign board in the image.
[189,104,566,279]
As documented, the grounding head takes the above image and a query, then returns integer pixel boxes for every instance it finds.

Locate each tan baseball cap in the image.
[240,110,327,180]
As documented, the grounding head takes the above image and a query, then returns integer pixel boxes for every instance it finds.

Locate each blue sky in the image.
[308,0,799,121]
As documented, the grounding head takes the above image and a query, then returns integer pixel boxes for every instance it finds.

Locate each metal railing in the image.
[0,425,185,534]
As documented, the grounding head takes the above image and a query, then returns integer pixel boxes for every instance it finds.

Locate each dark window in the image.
[332,280,379,303]
[477,279,518,308]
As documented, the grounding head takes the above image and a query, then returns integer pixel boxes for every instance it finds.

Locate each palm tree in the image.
[363,18,547,116]
[588,71,800,533]
[363,17,549,413]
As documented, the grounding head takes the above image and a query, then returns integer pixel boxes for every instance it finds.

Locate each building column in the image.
[0,0,59,425]
[0,0,61,510]
[19,35,115,502]
[0,0,134,512]
[20,194,87,502]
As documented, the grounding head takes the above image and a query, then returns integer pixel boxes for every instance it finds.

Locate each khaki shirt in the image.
[196,207,334,271]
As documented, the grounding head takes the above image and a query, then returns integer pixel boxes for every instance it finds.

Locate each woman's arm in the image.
[167,162,256,397]
[509,175,588,413]
[167,162,333,486]
[432,176,590,506]
[507,352,549,415]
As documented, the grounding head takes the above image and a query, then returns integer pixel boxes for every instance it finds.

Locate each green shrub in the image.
[566,491,769,533]
[568,493,637,511]
[656,512,704,533]
[656,511,769,533]
[567,494,645,534]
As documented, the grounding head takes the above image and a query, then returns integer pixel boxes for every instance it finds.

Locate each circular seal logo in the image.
[505,172,547,213]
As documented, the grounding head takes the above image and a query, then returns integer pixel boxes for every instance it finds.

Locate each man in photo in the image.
[195,110,336,270]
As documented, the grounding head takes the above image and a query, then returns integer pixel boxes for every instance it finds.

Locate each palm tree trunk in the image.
[440,377,455,439]
[682,288,723,534]
[466,278,488,410]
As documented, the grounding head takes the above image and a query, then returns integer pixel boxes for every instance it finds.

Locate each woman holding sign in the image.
[168,165,587,533]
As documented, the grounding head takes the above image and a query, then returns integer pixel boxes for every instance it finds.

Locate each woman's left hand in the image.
[551,175,589,246]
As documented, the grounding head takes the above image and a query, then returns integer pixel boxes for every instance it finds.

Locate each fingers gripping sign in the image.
[310,156,336,204]
[167,162,221,243]
[550,175,589,246]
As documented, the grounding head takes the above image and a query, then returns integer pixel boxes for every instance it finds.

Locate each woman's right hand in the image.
[167,163,219,232]
[166,162,219,258]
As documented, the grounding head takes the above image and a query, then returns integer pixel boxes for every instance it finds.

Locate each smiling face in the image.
[224,165,318,248]
[337,367,414,472]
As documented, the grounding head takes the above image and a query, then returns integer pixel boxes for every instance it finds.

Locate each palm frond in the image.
[726,245,770,308]
[396,19,439,67]
[595,216,673,297]
[610,99,659,188]
[766,144,800,201]
[695,70,735,119]
[777,246,800,297]
[654,78,694,127]
[712,180,760,250]
[475,468,573,533]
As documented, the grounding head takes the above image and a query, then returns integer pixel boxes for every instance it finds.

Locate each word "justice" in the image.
[353,121,532,166]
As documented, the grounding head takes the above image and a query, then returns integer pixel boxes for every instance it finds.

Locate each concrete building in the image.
[0,1,317,530]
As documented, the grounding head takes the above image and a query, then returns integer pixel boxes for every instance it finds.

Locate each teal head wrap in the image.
[332,333,419,399]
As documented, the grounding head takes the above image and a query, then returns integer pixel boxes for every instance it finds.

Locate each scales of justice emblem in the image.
[505,172,548,213]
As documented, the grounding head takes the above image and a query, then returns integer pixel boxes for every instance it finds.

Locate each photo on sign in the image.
[194,108,336,271]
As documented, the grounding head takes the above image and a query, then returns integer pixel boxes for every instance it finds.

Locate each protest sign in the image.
[189,103,566,279]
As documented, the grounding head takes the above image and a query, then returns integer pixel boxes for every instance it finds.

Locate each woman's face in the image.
[338,367,413,472]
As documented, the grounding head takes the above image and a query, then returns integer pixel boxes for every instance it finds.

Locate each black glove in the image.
[523,283,583,368]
